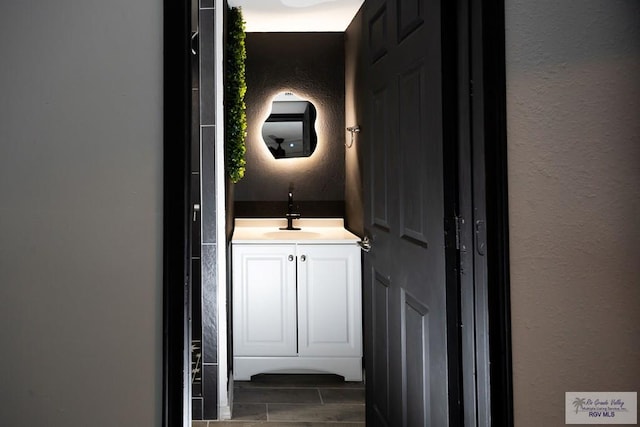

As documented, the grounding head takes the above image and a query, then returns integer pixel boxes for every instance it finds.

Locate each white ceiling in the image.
[227,0,364,32]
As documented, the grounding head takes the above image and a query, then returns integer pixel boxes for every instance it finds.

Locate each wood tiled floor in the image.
[195,374,365,426]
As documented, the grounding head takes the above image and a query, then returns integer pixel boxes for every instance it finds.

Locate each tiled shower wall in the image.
[192,0,219,420]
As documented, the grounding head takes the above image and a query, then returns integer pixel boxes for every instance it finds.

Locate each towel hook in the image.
[346,125,360,148]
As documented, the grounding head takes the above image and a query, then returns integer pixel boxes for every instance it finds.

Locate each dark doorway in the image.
[163,0,512,425]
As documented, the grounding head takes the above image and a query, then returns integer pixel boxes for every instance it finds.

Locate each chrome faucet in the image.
[287,191,294,213]
[281,191,301,230]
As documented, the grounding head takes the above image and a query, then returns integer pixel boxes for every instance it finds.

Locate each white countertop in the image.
[232,218,360,243]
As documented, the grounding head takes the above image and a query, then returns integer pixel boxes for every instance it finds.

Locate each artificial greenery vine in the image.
[225,6,247,183]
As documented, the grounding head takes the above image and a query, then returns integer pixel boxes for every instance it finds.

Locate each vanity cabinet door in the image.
[232,244,297,356]
[297,244,362,357]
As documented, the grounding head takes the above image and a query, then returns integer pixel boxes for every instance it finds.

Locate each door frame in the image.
[474,0,514,424]
[163,0,192,425]
[161,0,513,424]
[450,0,514,424]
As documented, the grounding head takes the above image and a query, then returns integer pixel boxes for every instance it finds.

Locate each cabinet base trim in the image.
[233,357,363,381]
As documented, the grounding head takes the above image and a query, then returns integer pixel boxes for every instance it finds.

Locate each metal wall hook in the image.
[346,125,360,148]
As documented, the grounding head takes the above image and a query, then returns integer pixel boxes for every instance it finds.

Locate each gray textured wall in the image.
[234,32,345,204]
[505,1,640,425]
[0,1,163,426]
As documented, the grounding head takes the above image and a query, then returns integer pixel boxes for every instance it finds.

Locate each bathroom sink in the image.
[232,218,360,243]
[263,230,322,240]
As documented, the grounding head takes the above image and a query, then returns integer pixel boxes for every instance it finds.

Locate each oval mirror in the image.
[262,92,317,159]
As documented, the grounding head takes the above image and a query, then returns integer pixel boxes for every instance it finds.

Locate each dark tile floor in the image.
[195,374,365,426]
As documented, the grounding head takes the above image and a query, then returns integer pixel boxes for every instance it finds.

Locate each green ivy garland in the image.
[225,6,247,183]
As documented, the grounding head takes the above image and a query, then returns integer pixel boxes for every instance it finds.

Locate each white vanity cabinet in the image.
[231,219,362,381]
[232,244,298,358]
[296,244,361,359]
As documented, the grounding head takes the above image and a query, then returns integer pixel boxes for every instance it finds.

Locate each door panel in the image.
[370,271,391,426]
[369,4,389,63]
[362,0,449,425]
[398,63,429,246]
[403,290,430,427]
[371,88,391,231]
[398,0,423,40]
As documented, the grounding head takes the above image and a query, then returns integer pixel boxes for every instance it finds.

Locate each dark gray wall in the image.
[234,33,345,215]
[0,1,162,425]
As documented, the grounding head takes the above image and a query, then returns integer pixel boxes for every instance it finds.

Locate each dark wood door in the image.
[361,0,452,425]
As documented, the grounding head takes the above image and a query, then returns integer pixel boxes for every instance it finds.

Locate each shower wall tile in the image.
[199,7,215,125]
[192,397,204,420]
[191,174,202,258]
[203,364,219,419]
[197,0,218,419]
[202,244,218,364]
[191,89,200,172]
[201,125,216,244]
[192,258,203,339]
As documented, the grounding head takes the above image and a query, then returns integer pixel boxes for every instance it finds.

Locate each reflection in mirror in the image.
[262,92,317,159]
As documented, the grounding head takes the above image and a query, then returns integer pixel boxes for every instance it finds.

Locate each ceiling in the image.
[227,0,364,32]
